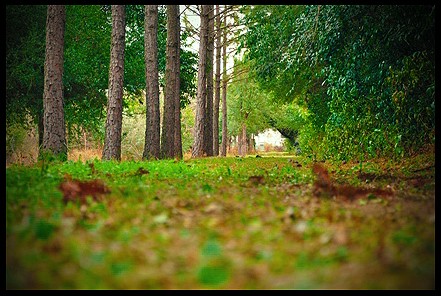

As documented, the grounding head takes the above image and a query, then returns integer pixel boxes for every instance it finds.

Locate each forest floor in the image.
[6,147,435,289]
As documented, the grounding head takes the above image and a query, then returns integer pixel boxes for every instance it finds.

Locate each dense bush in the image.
[240,5,435,160]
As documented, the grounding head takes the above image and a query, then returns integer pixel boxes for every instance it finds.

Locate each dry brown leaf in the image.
[59,179,110,204]
[248,175,265,186]
[312,163,393,201]
[204,202,223,214]
[333,224,348,245]
[136,167,150,176]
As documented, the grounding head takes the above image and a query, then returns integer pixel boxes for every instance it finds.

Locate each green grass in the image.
[6,153,435,289]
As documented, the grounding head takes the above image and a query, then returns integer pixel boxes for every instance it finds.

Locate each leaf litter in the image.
[6,152,435,289]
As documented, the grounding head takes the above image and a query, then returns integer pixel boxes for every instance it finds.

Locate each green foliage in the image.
[38,149,68,168]
[120,113,146,160]
[227,58,308,151]
[316,6,435,160]
[385,51,435,150]
[63,5,111,145]
[268,102,307,148]
[123,5,197,109]
[181,104,195,154]
[296,120,325,160]
[227,60,272,136]
[239,5,306,102]
[179,46,198,108]
[197,264,229,286]
[240,5,435,161]
[6,4,197,155]
[6,122,29,158]
[118,103,195,159]
[198,238,230,286]
[269,104,307,134]
[34,219,56,240]
[6,5,46,129]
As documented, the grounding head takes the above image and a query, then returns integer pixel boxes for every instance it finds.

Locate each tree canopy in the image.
[239,5,435,160]
[6,5,198,149]
[6,5,435,162]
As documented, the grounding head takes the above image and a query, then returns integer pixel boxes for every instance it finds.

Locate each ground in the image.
[6,149,435,289]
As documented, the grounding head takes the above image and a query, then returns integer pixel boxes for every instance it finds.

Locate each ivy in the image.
[240,5,435,160]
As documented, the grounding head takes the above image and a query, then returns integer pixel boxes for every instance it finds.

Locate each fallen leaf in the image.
[312,163,393,201]
[136,167,150,176]
[282,207,295,223]
[248,175,265,186]
[333,225,348,245]
[153,213,169,224]
[204,202,223,214]
[294,220,308,234]
[59,179,110,204]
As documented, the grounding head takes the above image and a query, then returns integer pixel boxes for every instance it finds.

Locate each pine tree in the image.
[102,5,125,161]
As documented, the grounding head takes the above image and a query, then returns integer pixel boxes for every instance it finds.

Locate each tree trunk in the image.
[143,5,160,160]
[192,5,209,158]
[38,110,44,150]
[220,9,228,157]
[248,134,255,154]
[173,5,182,160]
[42,5,67,160]
[102,5,125,161]
[161,5,180,159]
[213,5,221,156]
[237,133,242,156]
[204,5,214,156]
[239,122,247,156]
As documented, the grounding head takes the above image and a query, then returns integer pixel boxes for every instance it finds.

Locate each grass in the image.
[6,151,435,289]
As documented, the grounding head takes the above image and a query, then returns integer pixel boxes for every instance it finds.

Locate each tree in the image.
[161,5,180,159]
[63,6,112,147]
[204,5,215,156]
[227,60,272,156]
[192,5,210,158]
[240,5,435,160]
[7,5,198,162]
[173,5,182,159]
[6,5,47,152]
[42,5,67,160]
[102,5,125,161]
[142,5,160,160]
[239,5,305,103]
[7,6,113,157]
[213,5,221,156]
[220,8,228,157]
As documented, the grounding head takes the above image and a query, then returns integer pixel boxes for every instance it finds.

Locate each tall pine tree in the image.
[143,5,160,160]
[102,5,125,161]
[42,5,67,160]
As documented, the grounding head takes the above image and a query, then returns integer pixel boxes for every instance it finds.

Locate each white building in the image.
[254,128,285,151]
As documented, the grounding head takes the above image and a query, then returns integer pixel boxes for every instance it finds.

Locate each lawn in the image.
[6,151,435,289]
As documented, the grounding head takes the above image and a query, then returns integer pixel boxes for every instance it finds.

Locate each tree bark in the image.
[102,5,125,161]
[143,5,160,160]
[42,5,67,160]
[192,5,209,158]
[38,109,44,150]
[173,6,183,160]
[220,8,228,157]
[213,5,221,156]
[248,134,255,154]
[239,122,247,156]
[161,5,180,159]
[204,5,214,156]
